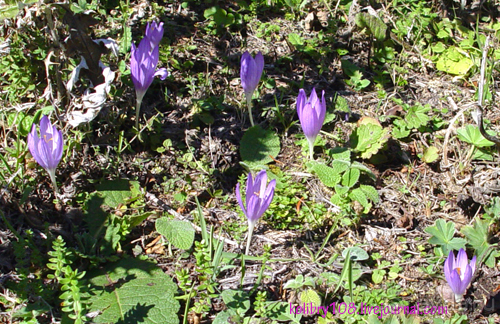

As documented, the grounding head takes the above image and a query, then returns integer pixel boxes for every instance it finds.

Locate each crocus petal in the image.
[459,264,473,295]
[246,194,261,222]
[456,249,469,277]
[245,172,254,206]
[448,268,463,295]
[444,250,455,285]
[469,255,477,274]
[154,68,168,80]
[318,90,327,123]
[297,88,327,143]
[254,170,268,199]
[240,51,264,98]
[28,116,63,173]
[296,89,307,121]
[145,21,164,49]
[235,183,247,216]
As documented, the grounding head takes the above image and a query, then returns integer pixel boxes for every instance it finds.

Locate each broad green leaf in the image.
[329,147,351,161]
[355,12,387,41]
[342,246,369,261]
[240,126,281,167]
[351,161,376,181]
[422,146,439,163]
[436,46,473,75]
[335,185,349,196]
[424,219,466,254]
[405,104,430,129]
[83,258,179,324]
[457,125,496,147]
[359,184,379,203]
[350,121,390,159]
[221,290,250,315]
[308,162,342,187]
[96,179,139,208]
[341,168,360,188]
[348,188,369,210]
[288,33,304,46]
[213,310,241,324]
[156,218,195,250]
[299,289,321,306]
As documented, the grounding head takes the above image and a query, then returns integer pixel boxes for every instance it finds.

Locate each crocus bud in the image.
[296,88,326,159]
[28,115,64,194]
[236,170,276,255]
[444,248,476,302]
[240,51,264,126]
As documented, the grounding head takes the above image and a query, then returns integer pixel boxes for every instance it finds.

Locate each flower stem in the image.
[307,137,315,160]
[246,96,254,127]
[135,97,143,131]
[48,170,59,197]
[245,221,256,255]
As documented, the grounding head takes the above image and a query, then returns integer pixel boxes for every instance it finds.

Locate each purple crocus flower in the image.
[296,88,326,160]
[240,51,264,126]
[444,248,476,302]
[145,21,164,49]
[131,22,168,130]
[236,170,276,254]
[28,115,64,195]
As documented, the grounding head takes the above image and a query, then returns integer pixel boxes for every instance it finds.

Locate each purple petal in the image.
[469,255,477,274]
[154,68,168,80]
[246,194,261,222]
[459,264,473,295]
[240,51,263,98]
[245,172,254,207]
[145,21,164,48]
[318,90,327,125]
[256,179,276,217]
[254,170,268,198]
[236,183,247,216]
[448,268,464,295]
[296,89,307,121]
[456,249,469,274]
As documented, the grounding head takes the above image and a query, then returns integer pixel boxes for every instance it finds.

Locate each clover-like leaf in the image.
[424,219,466,254]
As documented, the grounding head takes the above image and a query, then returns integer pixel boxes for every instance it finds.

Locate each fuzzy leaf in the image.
[348,188,369,210]
[405,104,431,130]
[299,289,321,306]
[350,121,390,159]
[156,218,195,250]
[240,126,281,168]
[308,162,342,187]
[83,258,179,324]
[96,179,140,208]
[341,168,360,188]
[359,185,379,203]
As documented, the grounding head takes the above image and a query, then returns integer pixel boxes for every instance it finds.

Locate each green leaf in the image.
[436,46,473,75]
[299,289,321,306]
[422,146,439,163]
[372,269,385,284]
[405,104,430,129]
[156,218,195,250]
[351,161,376,181]
[83,258,179,324]
[220,290,251,315]
[288,33,304,46]
[359,184,379,203]
[350,120,390,159]
[461,219,489,257]
[348,188,369,210]
[213,310,241,324]
[264,301,302,323]
[457,125,496,147]
[308,162,342,187]
[424,219,466,254]
[355,12,387,41]
[341,168,360,188]
[120,25,132,54]
[342,246,369,261]
[96,179,139,209]
[240,126,281,168]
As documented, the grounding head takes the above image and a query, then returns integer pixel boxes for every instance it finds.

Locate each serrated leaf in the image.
[461,219,490,257]
[264,302,302,323]
[350,162,376,181]
[457,125,496,147]
[299,289,321,306]
[405,104,431,129]
[423,146,439,163]
[240,126,281,166]
[96,179,138,208]
[221,290,250,315]
[424,219,466,254]
[349,188,369,209]
[392,124,411,139]
[83,258,179,324]
[350,122,390,159]
[335,185,349,196]
[436,46,473,75]
[156,218,195,250]
[341,168,360,188]
[308,162,342,187]
[360,184,379,203]
[329,147,351,161]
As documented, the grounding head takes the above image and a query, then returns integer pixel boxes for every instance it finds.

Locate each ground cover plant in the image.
[1,0,500,323]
